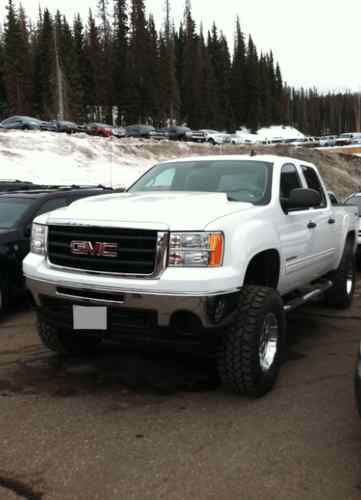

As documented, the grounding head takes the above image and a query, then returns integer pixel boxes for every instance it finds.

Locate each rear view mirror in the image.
[283,188,321,211]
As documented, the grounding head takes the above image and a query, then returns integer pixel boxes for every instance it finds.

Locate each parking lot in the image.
[1,281,361,500]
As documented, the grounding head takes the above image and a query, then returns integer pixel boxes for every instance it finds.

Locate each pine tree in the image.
[113,0,128,125]
[181,0,199,127]
[3,0,33,115]
[159,0,179,125]
[230,17,246,129]
[127,0,151,123]
[84,10,102,120]
[97,0,113,122]
[244,35,260,131]
[0,34,8,117]
[208,26,232,130]
[32,8,56,118]
[72,14,86,122]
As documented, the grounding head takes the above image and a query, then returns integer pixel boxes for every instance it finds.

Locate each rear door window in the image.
[280,163,302,199]
[301,166,327,208]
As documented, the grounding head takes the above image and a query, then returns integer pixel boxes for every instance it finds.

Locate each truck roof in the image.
[157,154,315,168]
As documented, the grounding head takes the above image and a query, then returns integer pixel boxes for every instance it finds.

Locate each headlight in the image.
[169,232,224,267]
[31,223,48,255]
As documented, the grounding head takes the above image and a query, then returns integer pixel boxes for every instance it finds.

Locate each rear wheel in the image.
[218,286,286,397]
[325,239,355,309]
[37,318,101,356]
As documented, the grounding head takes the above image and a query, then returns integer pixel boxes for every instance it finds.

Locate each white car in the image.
[191,129,230,145]
[319,135,338,147]
[24,155,358,397]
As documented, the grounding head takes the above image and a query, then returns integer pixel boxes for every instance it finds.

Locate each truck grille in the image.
[47,225,159,275]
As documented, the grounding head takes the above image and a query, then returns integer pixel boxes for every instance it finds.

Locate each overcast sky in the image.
[3,0,361,92]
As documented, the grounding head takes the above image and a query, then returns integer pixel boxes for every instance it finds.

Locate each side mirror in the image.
[283,188,321,211]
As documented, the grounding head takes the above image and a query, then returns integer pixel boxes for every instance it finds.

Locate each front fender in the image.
[230,219,281,285]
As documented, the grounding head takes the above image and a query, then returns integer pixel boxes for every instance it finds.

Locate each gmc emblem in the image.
[70,241,118,258]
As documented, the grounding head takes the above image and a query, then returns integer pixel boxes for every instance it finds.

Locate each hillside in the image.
[0,130,360,198]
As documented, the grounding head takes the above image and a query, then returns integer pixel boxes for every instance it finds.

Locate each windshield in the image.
[0,198,33,228]
[129,160,273,204]
[345,195,361,215]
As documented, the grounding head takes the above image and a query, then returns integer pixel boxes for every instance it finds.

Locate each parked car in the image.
[41,120,80,134]
[319,135,338,147]
[152,128,172,140]
[112,126,126,138]
[230,133,260,145]
[0,185,115,315]
[24,155,357,397]
[0,116,45,131]
[125,125,156,139]
[191,129,230,145]
[163,126,193,141]
[284,137,319,147]
[86,123,113,138]
[335,133,361,147]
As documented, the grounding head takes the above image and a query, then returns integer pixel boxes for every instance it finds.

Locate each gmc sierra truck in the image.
[23,155,358,397]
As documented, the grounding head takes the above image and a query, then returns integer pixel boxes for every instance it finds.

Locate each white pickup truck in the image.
[24,155,358,397]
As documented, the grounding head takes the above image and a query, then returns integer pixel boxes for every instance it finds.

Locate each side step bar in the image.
[284,280,333,313]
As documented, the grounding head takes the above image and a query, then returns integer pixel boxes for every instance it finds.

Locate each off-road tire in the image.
[324,239,355,309]
[37,318,101,356]
[218,286,286,398]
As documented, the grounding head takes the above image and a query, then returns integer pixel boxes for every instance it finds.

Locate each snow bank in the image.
[0,130,157,188]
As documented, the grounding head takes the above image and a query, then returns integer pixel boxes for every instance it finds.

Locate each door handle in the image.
[307,221,317,229]
[328,218,336,224]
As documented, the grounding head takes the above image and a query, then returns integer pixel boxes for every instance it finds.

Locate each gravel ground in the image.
[0,282,361,499]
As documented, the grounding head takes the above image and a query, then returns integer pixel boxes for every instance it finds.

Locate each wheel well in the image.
[244,250,280,289]
[346,231,355,246]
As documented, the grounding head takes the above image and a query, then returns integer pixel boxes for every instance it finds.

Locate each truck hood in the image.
[45,192,254,230]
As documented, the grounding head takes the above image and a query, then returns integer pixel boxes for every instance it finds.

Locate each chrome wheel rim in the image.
[346,265,354,295]
[259,313,279,372]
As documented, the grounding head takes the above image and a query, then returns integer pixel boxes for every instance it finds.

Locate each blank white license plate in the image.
[73,306,107,331]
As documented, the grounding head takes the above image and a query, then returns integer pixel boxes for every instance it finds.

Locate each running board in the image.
[283,280,333,313]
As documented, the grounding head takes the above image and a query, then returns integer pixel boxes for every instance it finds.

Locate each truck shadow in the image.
[0,306,332,399]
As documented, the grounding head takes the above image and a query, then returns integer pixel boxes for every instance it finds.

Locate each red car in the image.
[86,123,113,138]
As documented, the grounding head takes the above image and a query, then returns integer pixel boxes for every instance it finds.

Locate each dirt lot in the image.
[1,283,361,500]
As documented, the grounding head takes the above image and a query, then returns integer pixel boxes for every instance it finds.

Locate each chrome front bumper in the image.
[26,277,239,330]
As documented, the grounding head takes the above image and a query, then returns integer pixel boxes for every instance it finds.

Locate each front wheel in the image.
[218,286,286,397]
[324,239,355,309]
[37,318,101,356]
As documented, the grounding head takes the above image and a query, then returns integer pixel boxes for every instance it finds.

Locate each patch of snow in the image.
[0,130,157,188]
[257,125,305,141]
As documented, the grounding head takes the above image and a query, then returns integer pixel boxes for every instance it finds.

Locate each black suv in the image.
[0,186,115,314]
